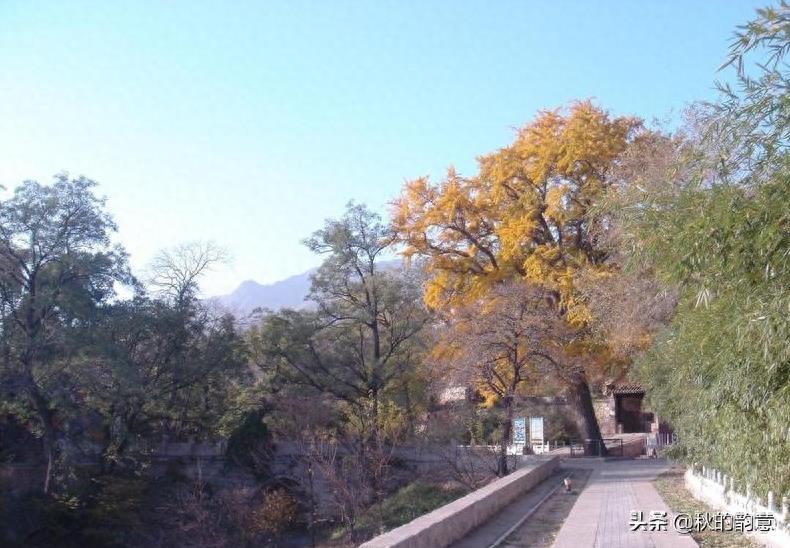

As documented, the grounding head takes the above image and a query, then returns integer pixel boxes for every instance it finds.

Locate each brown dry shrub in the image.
[248,488,299,536]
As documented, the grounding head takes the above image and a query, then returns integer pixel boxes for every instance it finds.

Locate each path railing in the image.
[644,432,677,456]
[686,465,788,547]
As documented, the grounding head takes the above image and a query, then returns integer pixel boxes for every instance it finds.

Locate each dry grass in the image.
[653,467,758,548]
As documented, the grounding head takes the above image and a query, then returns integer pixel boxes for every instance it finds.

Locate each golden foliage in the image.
[392,101,642,383]
[393,101,640,312]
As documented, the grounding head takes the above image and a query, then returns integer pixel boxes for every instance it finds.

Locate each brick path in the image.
[552,459,698,548]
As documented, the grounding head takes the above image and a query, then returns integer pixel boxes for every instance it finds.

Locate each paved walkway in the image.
[552,459,697,548]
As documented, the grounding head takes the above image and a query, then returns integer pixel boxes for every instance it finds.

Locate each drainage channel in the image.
[448,470,571,548]
[487,479,566,547]
[487,467,593,548]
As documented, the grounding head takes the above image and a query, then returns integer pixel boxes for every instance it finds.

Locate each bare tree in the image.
[436,281,575,475]
[297,432,370,541]
[432,443,505,490]
[576,270,677,360]
[148,241,229,306]
[579,126,691,359]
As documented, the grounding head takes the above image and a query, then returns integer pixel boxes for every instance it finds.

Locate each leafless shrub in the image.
[579,123,693,359]
[166,480,232,548]
[294,429,396,541]
[160,480,302,548]
[430,443,505,490]
[300,434,368,535]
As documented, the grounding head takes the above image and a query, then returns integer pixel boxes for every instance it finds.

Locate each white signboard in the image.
[513,417,527,444]
[530,416,544,443]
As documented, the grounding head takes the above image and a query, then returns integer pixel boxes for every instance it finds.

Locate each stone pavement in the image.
[552,459,698,548]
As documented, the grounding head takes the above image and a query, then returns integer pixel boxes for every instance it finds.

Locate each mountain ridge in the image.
[210,268,314,317]
[211,259,403,317]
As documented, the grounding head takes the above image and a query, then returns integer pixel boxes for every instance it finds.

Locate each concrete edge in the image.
[359,456,559,548]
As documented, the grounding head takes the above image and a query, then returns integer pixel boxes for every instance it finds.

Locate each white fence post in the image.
[686,466,789,547]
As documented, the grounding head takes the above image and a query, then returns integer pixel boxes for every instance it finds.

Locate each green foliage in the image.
[0,177,249,501]
[0,476,152,547]
[623,4,790,499]
[632,173,789,497]
[0,175,132,493]
[250,202,431,439]
[225,408,272,477]
[246,203,434,537]
[711,1,790,177]
[80,476,152,546]
[73,295,250,474]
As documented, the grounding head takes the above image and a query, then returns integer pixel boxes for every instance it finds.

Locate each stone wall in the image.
[269,442,518,516]
[0,440,533,522]
[513,396,581,441]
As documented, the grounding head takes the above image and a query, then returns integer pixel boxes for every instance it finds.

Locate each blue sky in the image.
[0,1,765,296]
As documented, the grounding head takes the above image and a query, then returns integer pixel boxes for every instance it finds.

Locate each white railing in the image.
[657,432,677,446]
[645,432,676,455]
[457,442,553,455]
[685,465,788,548]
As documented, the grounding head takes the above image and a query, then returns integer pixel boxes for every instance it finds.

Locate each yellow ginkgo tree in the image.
[392,101,642,451]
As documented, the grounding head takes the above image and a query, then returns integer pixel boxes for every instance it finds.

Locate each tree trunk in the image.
[402,382,416,438]
[498,397,514,476]
[22,274,58,494]
[27,383,56,494]
[568,374,606,456]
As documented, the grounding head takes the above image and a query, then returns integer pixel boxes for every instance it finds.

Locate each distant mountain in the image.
[211,259,403,318]
[211,269,314,317]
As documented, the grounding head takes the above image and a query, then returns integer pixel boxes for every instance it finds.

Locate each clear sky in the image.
[0,1,765,296]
